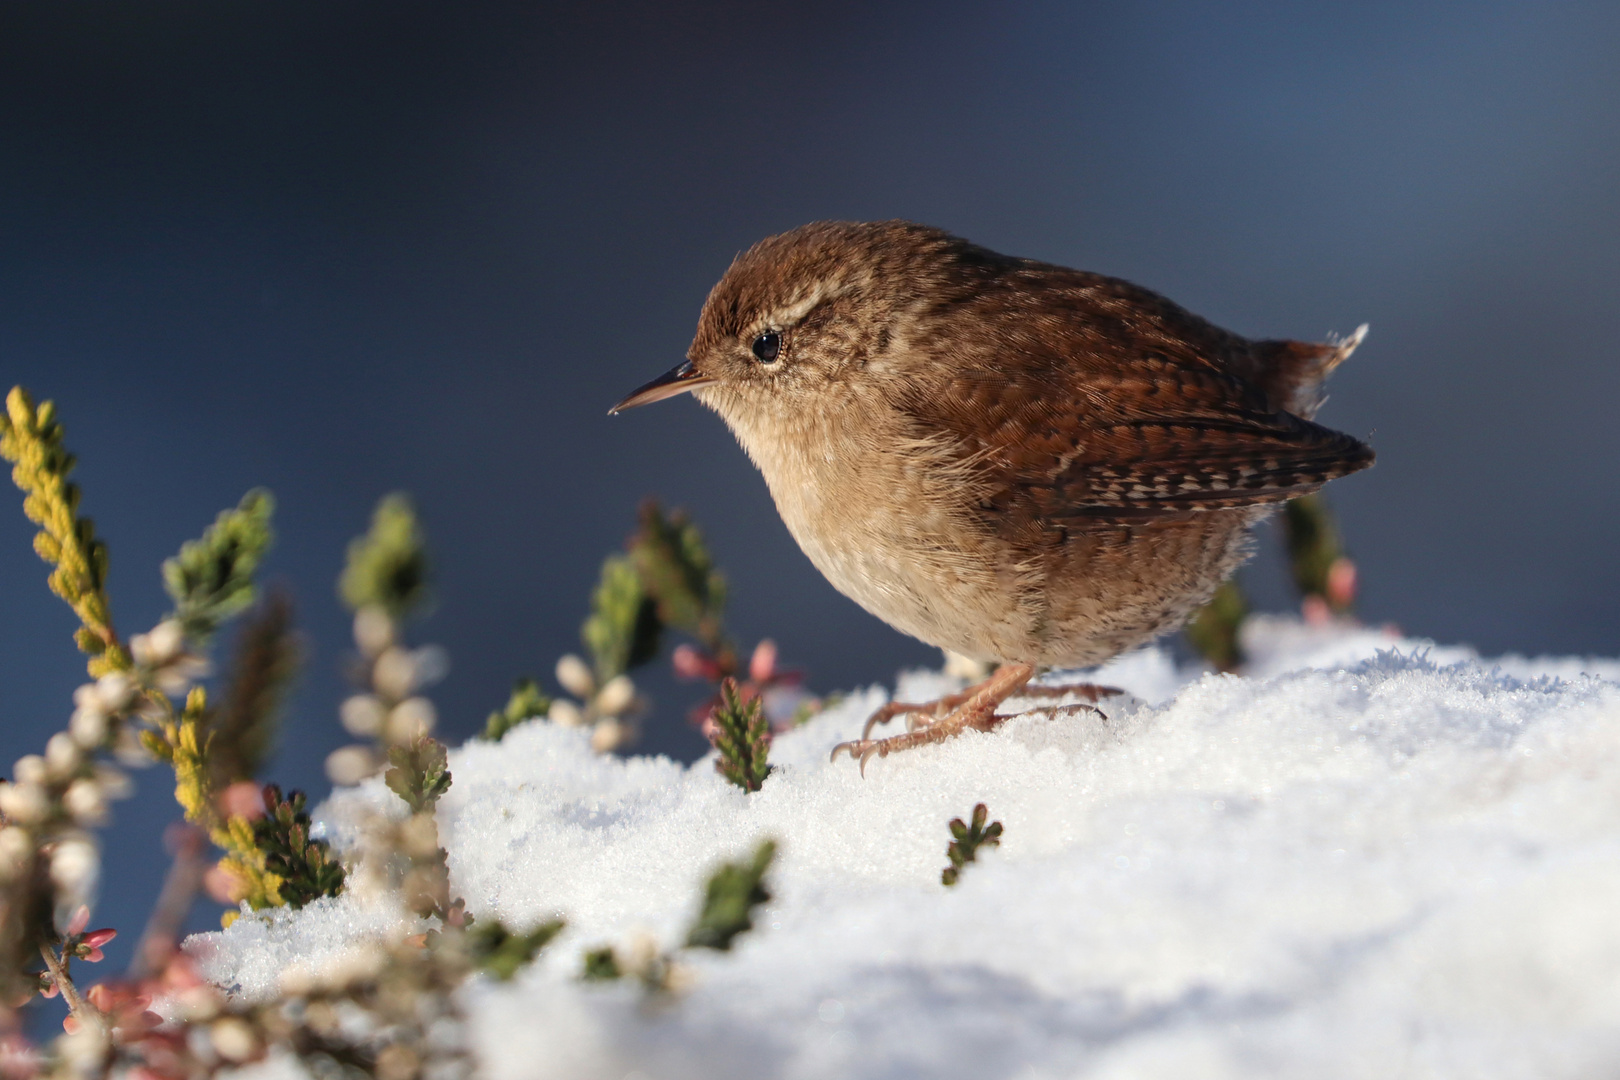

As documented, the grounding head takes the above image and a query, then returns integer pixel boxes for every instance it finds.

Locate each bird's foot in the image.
[1013,680,1123,703]
[831,663,1037,774]
[857,686,979,740]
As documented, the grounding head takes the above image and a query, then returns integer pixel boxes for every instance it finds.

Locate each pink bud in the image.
[64,905,89,938]
[672,645,719,681]
[218,781,267,821]
[749,639,778,684]
[1326,557,1357,610]
[1301,595,1331,626]
[78,928,116,961]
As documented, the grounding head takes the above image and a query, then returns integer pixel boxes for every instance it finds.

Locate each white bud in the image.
[398,813,440,859]
[93,765,132,801]
[63,779,106,826]
[278,963,317,997]
[340,694,386,737]
[139,620,185,666]
[590,717,633,754]
[45,733,81,780]
[155,655,210,697]
[555,654,595,699]
[0,827,33,881]
[12,755,46,787]
[55,1026,107,1073]
[412,645,450,688]
[353,605,396,657]
[548,699,585,728]
[72,683,105,713]
[209,1017,258,1063]
[320,943,387,989]
[94,672,134,712]
[372,647,417,701]
[113,728,155,768]
[0,781,49,825]
[49,835,98,902]
[69,706,108,749]
[595,675,636,717]
[385,698,436,743]
[325,745,379,786]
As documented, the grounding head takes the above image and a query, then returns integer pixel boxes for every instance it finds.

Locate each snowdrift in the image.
[193,620,1620,1079]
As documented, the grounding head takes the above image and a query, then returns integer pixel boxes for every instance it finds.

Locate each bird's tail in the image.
[1249,323,1368,420]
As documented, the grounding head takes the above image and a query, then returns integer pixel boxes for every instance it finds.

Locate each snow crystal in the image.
[189,622,1620,1078]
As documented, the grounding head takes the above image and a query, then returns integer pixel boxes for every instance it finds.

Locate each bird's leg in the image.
[860,686,979,740]
[832,663,1037,774]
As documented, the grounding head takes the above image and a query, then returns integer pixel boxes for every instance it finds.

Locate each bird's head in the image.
[610,220,967,423]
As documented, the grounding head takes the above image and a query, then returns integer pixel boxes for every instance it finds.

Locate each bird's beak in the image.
[608,360,717,414]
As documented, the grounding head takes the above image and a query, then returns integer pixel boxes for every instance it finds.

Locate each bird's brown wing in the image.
[900,280,1375,527]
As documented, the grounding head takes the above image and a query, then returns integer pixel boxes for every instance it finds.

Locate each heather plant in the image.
[548,498,817,754]
[0,385,807,1078]
[1186,491,1362,670]
[941,803,1003,887]
[583,838,778,991]
[709,678,772,793]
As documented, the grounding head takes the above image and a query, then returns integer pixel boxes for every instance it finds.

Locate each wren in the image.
[612,221,1374,769]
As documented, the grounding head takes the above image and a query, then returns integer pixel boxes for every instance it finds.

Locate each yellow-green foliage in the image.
[0,386,129,676]
[340,493,429,617]
[163,489,275,643]
[142,687,286,921]
[1186,578,1248,672]
[581,554,659,684]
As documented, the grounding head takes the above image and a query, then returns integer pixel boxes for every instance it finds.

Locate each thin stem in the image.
[128,823,207,980]
[38,941,103,1035]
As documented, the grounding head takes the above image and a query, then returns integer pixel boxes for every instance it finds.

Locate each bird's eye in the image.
[751,332,782,363]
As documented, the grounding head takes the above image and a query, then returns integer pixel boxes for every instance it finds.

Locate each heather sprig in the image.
[248,786,344,910]
[941,803,1002,887]
[467,918,565,981]
[709,679,771,793]
[482,679,551,743]
[162,489,274,645]
[0,386,128,676]
[385,737,452,814]
[1186,579,1248,673]
[1283,492,1359,622]
[628,499,731,666]
[582,838,778,992]
[685,839,776,951]
[339,493,429,621]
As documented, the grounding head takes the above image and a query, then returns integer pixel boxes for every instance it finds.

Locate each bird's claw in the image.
[828,738,887,776]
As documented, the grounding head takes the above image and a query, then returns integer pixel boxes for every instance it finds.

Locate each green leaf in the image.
[629,500,729,658]
[710,678,771,793]
[482,678,551,742]
[339,493,429,619]
[468,918,565,981]
[385,736,452,813]
[164,489,276,643]
[685,839,776,951]
[941,802,1002,887]
[253,785,345,909]
[580,554,660,684]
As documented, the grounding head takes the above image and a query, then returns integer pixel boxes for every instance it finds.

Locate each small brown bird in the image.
[612,221,1374,769]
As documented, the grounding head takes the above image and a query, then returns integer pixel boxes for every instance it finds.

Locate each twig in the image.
[128,823,208,980]
[39,941,103,1036]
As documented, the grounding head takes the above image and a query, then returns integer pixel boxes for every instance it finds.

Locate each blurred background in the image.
[2,1,1617,960]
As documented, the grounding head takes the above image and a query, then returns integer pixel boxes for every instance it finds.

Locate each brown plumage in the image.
[613,220,1374,768]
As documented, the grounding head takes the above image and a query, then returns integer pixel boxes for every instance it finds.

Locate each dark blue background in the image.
[2,2,1617,969]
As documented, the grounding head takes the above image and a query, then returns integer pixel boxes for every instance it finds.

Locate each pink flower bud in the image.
[749,639,778,684]
[1326,557,1357,610]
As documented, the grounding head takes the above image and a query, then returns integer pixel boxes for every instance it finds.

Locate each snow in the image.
[190,621,1620,1079]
